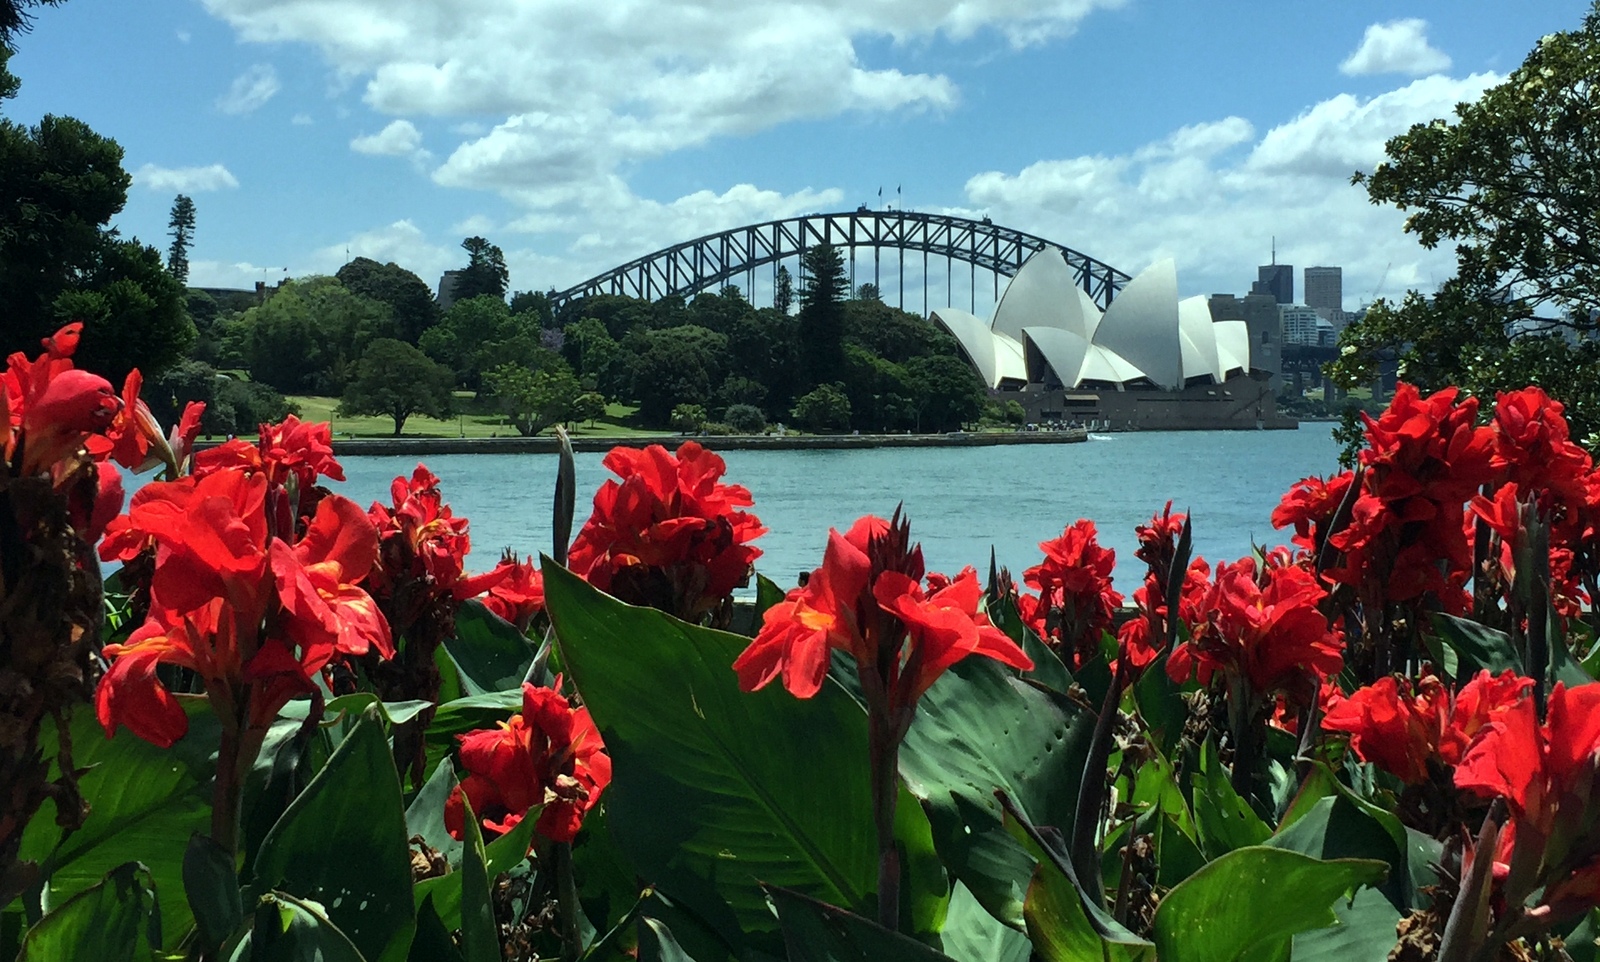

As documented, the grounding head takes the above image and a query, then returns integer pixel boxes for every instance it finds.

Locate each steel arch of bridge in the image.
[548,209,1132,315]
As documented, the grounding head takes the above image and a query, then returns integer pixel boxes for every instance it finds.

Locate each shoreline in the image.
[257,429,1093,456]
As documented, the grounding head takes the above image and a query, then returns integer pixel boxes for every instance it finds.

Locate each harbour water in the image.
[331,426,1343,594]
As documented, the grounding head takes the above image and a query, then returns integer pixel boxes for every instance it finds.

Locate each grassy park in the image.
[287,394,673,440]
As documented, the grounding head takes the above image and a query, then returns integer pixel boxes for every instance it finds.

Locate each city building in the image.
[1255,263,1293,304]
[1304,266,1342,316]
[1279,304,1323,346]
[436,270,466,311]
[930,249,1291,430]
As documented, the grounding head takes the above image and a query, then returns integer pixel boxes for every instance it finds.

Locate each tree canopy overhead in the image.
[336,256,440,344]
[1332,3,1600,443]
[455,235,509,302]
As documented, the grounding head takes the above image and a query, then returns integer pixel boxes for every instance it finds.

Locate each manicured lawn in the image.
[288,395,671,439]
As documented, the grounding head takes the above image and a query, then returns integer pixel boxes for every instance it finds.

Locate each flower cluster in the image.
[568,441,765,623]
[733,513,1031,722]
[1020,519,1122,670]
[1322,670,1529,786]
[445,680,611,846]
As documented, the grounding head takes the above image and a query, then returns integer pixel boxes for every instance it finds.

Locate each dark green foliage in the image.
[799,244,848,392]
[455,236,509,302]
[166,194,194,285]
[336,256,442,344]
[791,383,852,432]
[55,238,193,383]
[671,403,708,433]
[339,338,455,435]
[484,362,582,437]
[630,325,727,427]
[905,354,986,432]
[423,295,552,391]
[724,403,766,433]
[1333,5,1600,444]
[209,375,293,437]
[233,276,395,393]
[774,265,794,315]
[508,289,554,327]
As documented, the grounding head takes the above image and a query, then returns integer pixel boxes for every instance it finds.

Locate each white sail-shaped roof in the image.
[1022,327,1090,388]
[1092,259,1183,390]
[1178,295,1222,383]
[1215,320,1250,377]
[992,246,1088,341]
[931,307,1026,388]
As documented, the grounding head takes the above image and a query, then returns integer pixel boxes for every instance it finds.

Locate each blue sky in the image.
[7,0,1590,309]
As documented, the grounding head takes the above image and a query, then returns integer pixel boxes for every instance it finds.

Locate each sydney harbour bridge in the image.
[548,209,1133,316]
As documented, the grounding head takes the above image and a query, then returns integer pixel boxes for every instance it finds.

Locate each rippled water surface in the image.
[328,426,1342,592]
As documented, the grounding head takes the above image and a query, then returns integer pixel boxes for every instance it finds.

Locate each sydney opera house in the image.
[932,249,1292,430]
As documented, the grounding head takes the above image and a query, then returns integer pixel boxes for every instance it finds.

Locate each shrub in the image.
[724,403,766,434]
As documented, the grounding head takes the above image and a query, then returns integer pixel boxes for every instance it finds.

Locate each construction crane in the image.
[1361,262,1391,310]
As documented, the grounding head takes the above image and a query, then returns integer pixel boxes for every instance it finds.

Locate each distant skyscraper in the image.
[1305,266,1343,316]
[1256,263,1293,304]
[1279,304,1322,346]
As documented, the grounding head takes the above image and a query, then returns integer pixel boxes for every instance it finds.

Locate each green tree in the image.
[854,282,881,302]
[562,317,619,379]
[791,383,852,432]
[484,362,582,437]
[773,264,794,315]
[1332,5,1600,442]
[724,403,766,434]
[455,236,509,302]
[670,403,708,434]
[234,276,395,393]
[798,244,847,392]
[906,354,986,432]
[509,289,554,327]
[338,338,454,435]
[0,50,191,377]
[1,0,65,50]
[52,238,193,384]
[336,256,440,344]
[573,391,608,426]
[166,194,194,284]
[629,325,727,427]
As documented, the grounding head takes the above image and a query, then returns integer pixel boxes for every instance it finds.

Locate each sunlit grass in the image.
[288,395,670,439]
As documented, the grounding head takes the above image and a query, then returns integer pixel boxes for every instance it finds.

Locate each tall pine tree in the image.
[455,235,509,301]
[798,244,846,391]
[167,194,195,285]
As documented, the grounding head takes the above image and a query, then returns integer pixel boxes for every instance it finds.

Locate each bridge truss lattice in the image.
[548,209,1131,316]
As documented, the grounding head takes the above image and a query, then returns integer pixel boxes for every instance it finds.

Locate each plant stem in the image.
[868,713,901,932]
[212,727,243,858]
[553,841,583,961]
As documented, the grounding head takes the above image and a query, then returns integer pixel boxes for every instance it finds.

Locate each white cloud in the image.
[291,112,314,125]
[133,162,240,192]
[1340,19,1452,76]
[309,220,459,283]
[350,118,425,156]
[217,64,280,114]
[176,29,191,43]
[962,72,1502,308]
[198,0,1117,219]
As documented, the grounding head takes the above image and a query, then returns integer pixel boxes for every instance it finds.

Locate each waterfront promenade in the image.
[304,428,1091,457]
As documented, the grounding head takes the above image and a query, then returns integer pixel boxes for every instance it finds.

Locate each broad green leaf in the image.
[1428,613,1522,679]
[323,694,433,727]
[20,695,218,948]
[1132,652,1189,757]
[1128,743,1195,840]
[899,656,1095,929]
[230,891,368,962]
[1193,739,1270,859]
[543,559,876,954]
[986,590,1073,695]
[409,895,464,962]
[406,758,464,866]
[1005,805,1152,958]
[1150,847,1388,962]
[421,690,523,782]
[1267,797,1405,907]
[252,711,415,962]
[937,883,1030,962]
[458,797,500,962]
[766,885,958,962]
[16,862,157,962]
[185,833,243,953]
[1023,859,1154,962]
[639,917,698,962]
[446,598,537,695]
[1290,887,1402,962]
[895,784,949,940]
[241,716,323,873]
[570,805,643,949]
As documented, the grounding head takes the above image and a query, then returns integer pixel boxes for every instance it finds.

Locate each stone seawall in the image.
[270,429,1091,457]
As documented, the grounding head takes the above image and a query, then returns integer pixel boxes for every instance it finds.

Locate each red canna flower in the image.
[1323,670,1529,785]
[1272,471,1356,554]
[193,414,344,493]
[568,441,765,622]
[1117,557,1210,672]
[733,513,1030,719]
[1167,557,1342,708]
[95,467,390,748]
[443,680,612,845]
[1455,682,1600,839]
[1489,387,1592,532]
[4,323,124,476]
[1023,520,1123,669]
[481,555,545,632]
[367,465,505,606]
